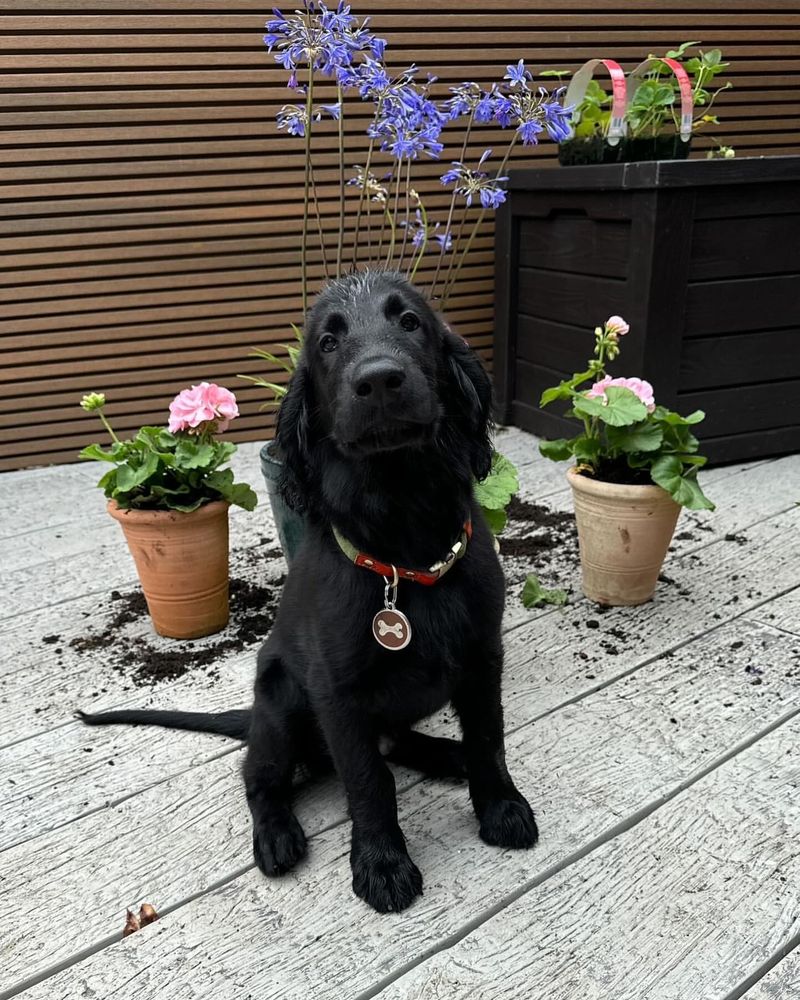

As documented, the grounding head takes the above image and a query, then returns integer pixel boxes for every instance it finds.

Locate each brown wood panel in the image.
[2,1,799,468]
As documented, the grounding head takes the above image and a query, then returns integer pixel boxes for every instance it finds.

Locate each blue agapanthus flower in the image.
[276,104,307,137]
[504,59,532,87]
[264,1,385,78]
[441,149,508,209]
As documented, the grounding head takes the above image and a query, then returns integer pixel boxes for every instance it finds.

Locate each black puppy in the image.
[81,271,537,913]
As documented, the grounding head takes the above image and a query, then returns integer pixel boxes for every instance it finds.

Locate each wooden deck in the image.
[1,427,799,1000]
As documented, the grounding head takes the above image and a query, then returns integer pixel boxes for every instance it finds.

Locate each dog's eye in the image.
[319,334,338,353]
[400,311,420,332]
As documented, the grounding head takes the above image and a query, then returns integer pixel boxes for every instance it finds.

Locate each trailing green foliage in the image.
[474,450,520,535]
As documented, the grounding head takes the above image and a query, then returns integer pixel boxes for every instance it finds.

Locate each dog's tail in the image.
[77,707,251,740]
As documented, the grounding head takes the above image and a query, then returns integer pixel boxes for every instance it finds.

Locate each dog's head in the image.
[276,271,492,512]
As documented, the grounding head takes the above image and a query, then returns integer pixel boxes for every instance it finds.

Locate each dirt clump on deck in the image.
[65,546,285,688]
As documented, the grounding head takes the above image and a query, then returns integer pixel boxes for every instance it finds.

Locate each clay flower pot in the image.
[567,468,681,606]
[107,499,230,638]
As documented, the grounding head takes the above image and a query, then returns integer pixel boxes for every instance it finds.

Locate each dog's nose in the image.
[353,359,406,405]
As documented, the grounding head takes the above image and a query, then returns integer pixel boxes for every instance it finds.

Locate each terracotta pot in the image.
[107,499,230,639]
[567,467,681,607]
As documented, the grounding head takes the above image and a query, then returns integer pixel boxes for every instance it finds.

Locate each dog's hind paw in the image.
[351,838,423,913]
[253,809,308,876]
[479,797,539,850]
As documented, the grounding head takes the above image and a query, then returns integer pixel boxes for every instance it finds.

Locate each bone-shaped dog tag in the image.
[372,608,412,651]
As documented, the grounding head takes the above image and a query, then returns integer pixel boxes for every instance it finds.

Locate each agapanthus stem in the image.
[441,133,518,308]
[385,167,402,267]
[309,170,330,281]
[396,158,413,273]
[409,199,429,281]
[429,113,473,300]
[300,68,315,314]
[336,81,345,277]
[383,202,397,269]
[374,196,389,263]
[351,129,379,269]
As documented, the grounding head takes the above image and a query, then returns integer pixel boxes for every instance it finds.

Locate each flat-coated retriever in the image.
[80,271,538,913]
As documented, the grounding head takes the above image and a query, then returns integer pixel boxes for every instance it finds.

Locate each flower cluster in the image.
[262,4,572,310]
[168,382,239,434]
[441,149,509,209]
[586,375,656,413]
[264,1,384,78]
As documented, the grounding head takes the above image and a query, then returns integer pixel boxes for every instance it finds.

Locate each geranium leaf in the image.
[539,438,574,462]
[573,387,648,426]
[473,451,519,510]
[521,574,568,609]
[607,421,663,453]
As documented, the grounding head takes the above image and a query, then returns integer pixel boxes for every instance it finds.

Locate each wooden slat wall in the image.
[2,0,799,470]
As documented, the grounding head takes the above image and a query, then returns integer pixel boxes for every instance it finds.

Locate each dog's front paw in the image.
[351,836,423,913]
[253,808,308,876]
[479,797,538,849]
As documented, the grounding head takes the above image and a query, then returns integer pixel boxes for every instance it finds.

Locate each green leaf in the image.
[521,574,568,609]
[650,455,715,511]
[206,469,258,511]
[539,438,574,462]
[540,384,574,407]
[665,40,701,59]
[540,367,598,407]
[473,451,519,510]
[606,421,664,454]
[174,437,215,470]
[481,506,507,535]
[114,452,159,493]
[573,387,648,427]
[79,443,117,463]
[572,435,602,464]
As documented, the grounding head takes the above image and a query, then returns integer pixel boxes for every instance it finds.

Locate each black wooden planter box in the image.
[493,156,800,463]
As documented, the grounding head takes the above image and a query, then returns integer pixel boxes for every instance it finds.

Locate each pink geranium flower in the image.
[168,382,239,434]
[605,315,630,337]
[586,375,656,412]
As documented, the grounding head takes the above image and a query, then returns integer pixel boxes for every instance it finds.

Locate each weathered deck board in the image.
[4,619,797,998]
[373,718,800,1000]
[2,433,799,1000]
[2,497,797,857]
[739,948,800,999]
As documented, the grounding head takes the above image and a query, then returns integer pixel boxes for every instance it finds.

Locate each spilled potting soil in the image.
[62,499,577,688]
[67,546,286,687]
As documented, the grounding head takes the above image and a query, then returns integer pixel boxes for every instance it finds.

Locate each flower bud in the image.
[80,392,106,412]
[605,315,630,337]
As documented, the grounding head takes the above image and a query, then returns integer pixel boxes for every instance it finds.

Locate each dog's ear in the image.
[275,361,314,512]
[442,329,494,481]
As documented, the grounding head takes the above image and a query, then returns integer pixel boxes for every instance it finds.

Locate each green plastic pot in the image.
[259,440,306,565]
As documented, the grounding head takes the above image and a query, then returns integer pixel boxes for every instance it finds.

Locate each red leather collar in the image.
[332,521,473,586]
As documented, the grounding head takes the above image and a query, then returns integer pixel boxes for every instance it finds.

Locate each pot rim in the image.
[566,466,677,504]
[106,498,230,522]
